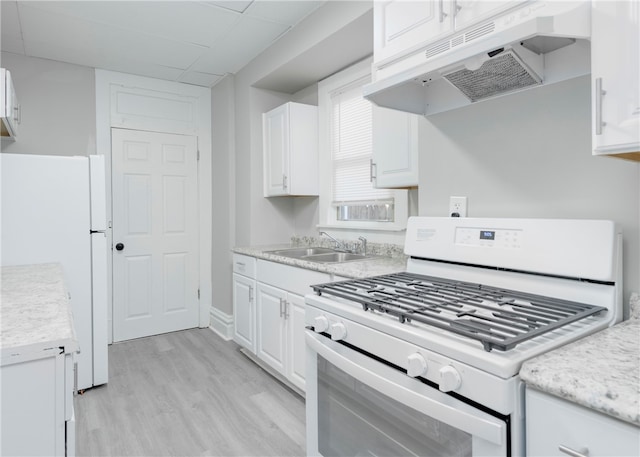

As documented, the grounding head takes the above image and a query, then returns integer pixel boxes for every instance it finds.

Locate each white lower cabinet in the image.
[287,294,307,389]
[232,254,257,353]
[255,289,306,390]
[526,387,640,457]
[1,352,75,456]
[255,259,331,392]
[256,283,288,374]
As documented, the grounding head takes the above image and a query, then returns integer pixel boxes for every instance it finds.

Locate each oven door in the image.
[306,330,509,457]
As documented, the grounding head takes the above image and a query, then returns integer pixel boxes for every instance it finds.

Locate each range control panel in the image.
[454,227,522,249]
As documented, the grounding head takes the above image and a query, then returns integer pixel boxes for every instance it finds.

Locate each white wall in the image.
[419,75,640,309]
[211,75,236,316]
[232,1,373,248]
[1,52,95,156]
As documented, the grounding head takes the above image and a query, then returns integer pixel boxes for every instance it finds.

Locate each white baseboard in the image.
[209,307,233,341]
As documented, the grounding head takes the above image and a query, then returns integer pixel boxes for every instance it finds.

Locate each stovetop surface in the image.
[311,272,607,352]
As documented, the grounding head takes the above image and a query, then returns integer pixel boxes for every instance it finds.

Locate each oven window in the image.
[317,355,472,457]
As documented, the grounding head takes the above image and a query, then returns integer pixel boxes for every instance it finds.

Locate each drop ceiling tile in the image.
[1,1,25,54]
[178,70,224,87]
[18,3,206,71]
[1,35,25,55]
[20,1,241,47]
[246,0,324,26]
[203,1,254,14]
[192,14,289,74]
[101,61,186,82]
[1,1,22,37]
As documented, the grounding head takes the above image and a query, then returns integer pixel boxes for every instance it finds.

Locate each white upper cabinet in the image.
[453,1,525,31]
[591,0,640,160]
[374,1,453,66]
[1,68,20,140]
[372,106,419,188]
[263,102,319,197]
[373,1,525,67]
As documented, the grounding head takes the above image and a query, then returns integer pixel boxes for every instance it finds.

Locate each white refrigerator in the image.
[0,153,108,390]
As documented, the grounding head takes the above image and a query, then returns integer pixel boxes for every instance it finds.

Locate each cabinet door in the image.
[592,0,640,158]
[0,354,66,456]
[256,283,287,374]
[454,1,525,31]
[1,68,19,138]
[372,106,419,188]
[287,293,307,392]
[263,104,289,196]
[374,0,454,65]
[526,388,640,457]
[232,273,256,353]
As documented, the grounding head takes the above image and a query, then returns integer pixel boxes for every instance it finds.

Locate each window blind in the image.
[331,83,394,205]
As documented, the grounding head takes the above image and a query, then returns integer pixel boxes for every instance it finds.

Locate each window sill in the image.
[317,223,407,233]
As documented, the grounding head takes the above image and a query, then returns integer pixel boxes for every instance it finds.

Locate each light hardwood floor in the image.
[74,329,306,456]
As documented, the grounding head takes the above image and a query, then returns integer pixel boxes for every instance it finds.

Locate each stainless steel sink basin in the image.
[303,252,371,263]
[266,247,378,263]
[266,247,335,258]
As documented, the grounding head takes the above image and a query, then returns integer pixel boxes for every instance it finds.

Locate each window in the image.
[318,58,408,231]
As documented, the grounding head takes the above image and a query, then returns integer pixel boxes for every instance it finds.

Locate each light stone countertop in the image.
[520,293,640,427]
[233,236,407,279]
[1,263,79,365]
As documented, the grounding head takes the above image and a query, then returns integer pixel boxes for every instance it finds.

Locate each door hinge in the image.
[197,150,200,161]
[197,288,200,299]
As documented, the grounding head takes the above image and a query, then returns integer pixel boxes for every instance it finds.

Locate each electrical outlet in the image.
[449,196,468,217]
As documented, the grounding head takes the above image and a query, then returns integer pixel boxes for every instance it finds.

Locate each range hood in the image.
[364,1,591,116]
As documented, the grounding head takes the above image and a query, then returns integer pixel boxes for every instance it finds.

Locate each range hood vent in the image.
[364,2,591,116]
[443,48,542,102]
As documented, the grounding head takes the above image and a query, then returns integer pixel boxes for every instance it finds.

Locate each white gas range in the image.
[304,217,622,457]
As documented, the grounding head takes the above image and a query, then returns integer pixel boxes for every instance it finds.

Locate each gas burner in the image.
[312,272,606,352]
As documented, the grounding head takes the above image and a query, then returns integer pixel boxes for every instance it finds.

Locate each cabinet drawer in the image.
[257,259,330,296]
[233,254,256,278]
[526,388,640,457]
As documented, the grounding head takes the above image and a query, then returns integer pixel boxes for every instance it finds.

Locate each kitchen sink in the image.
[266,247,378,263]
[266,247,336,258]
[302,252,372,263]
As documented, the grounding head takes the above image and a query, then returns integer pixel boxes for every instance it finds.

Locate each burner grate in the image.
[311,272,606,352]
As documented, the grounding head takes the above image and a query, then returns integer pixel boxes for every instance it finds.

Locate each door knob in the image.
[115,243,124,251]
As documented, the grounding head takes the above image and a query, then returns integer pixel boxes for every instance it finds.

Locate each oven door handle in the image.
[306,330,506,446]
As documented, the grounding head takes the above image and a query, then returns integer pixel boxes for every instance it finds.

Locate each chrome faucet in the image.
[319,231,349,252]
[358,236,367,256]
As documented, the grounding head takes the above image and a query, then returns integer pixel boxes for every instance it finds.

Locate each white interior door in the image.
[111,128,199,342]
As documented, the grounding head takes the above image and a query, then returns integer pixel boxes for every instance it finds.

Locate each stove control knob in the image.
[313,316,329,333]
[406,353,428,378]
[439,365,462,392]
[330,322,347,341]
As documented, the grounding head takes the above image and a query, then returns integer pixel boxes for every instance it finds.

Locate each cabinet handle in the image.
[595,77,606,135]
[559,445,589,457]
[439,0,448,23]
[249,286,253,303]
[282,174,288,190]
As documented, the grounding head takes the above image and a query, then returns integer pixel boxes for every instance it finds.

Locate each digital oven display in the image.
[480,230,496,240]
